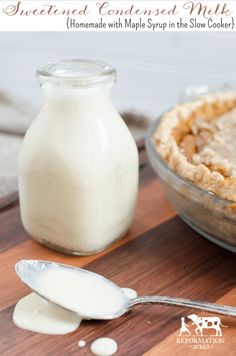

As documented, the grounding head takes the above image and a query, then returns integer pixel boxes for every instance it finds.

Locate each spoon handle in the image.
[129,295,236,317]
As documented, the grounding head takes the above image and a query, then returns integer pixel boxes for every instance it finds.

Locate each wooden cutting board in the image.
[0,143,236,356]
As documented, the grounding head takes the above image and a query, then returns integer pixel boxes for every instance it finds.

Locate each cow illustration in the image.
[188,314,227,336]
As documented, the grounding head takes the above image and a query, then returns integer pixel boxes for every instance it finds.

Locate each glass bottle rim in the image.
[37,59,116,88]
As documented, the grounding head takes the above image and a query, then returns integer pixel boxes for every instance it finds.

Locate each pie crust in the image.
[153,92,236,202]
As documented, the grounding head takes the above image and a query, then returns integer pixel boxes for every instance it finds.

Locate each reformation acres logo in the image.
[176,314,227,350]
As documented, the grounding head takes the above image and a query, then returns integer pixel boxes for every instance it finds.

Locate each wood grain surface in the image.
[0,144,235,356]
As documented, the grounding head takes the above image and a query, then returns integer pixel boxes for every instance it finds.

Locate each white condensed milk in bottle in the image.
[18,59,138,254]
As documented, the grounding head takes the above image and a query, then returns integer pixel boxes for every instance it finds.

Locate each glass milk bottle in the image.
[18,59,139,255]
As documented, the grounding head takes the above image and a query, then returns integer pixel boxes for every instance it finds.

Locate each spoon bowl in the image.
[15,260,129,320]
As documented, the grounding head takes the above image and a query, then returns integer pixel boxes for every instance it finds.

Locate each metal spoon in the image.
[15,260,236,319]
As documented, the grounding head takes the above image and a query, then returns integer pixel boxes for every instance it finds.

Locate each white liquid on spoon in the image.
[121,288,137,299]
[13,263,134,337]
[34,267,128,318]
[13,293,81,334]
[90,337,118,356]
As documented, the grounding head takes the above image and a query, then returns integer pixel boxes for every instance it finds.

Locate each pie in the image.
[153,92,236,202]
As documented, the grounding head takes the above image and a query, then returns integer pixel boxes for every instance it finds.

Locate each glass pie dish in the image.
[146,110,236,254]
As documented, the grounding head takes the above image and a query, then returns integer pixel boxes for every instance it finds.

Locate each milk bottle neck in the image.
[42,84,112,109]
[37,59,116,108]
